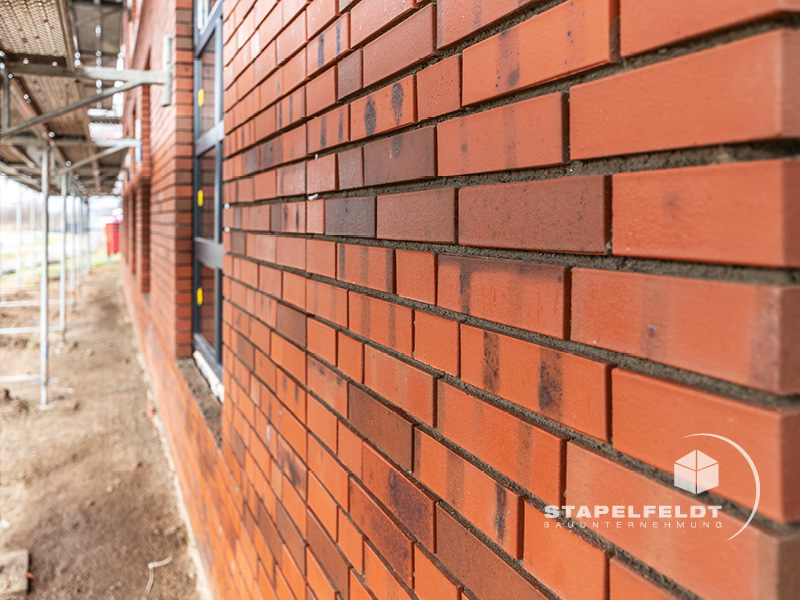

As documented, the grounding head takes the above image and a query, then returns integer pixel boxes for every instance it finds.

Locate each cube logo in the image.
[674,450,719,494]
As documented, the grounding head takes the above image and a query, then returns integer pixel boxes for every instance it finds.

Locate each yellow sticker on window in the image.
[197,189,204,207]
[197,287,203,306]
[198,88,205,107]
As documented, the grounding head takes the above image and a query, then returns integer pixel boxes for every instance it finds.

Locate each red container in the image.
[105,222,120,255]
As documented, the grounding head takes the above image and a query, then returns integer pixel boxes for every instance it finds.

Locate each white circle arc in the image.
[684,433,760,540]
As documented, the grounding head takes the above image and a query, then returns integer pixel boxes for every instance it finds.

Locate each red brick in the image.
[278,162,307,196]
[364,346,435,425]
[277,11,307,64]
[437,381,564,505]
[337,147,364,189]
[571,269,800,394]
[307,0,338,38]
[363,6,435,86]
[252,233,279,262]
[435,506,547,600]
[438,255,567,338]
[463,0,617,104]
[435,0,538,47]
[308,105,350,153]
[610,559,677,600]
[523,504,607,600]
[337,332,364,383]
[437,94,565,175]
[307,153,338,193]
[348,385,413,470]
[338,509,364,572]
[337,244,394,293]
[350,0,415,47]
[308,14,350,76]
[306,239,336,278]
[272,202,307,234]
[621,0,800,56]
[413,547,460,600]
[282,545,306,600]
[338,420,364,477]
[416,55,461,120]
[337,49,363,99]
[396,250,436,305]
[325,196,376,237]
[276,236,306,270]
[415,429,522,558]
[307,356,348,415]
[413,311,459,375]
[351,76,416,141]
[276,302,307,346]
[283,0,306,25]
[364,543,413,600]
[613,161,800,267]
[348,293,413,355]
[271,331,307,384]
[309,435,349,506]
[376,188,455,243]
[307,317,337,362]
[571,31,800,159]
[349,479,414,586]
[306,279,348,326]
[459,175,608,253]
[362,443,435,548]
[283,273,307,309]
[363,126,436,185]
[309,472,339,537]
[307,67,338,116]
[277,86,307,131]
[350,571,371,600]
[613,369,800,523]
[307,394,338,451]
[460,325,609,441]
[566,443,800,600]
[308,548,337,600]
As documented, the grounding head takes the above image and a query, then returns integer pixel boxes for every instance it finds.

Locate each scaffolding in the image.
[0,164,90,408]
[0,0,173,408]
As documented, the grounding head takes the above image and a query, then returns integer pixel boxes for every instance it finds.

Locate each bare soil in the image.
[0,264,202,599]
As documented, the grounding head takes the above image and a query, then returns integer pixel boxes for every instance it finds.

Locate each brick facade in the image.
[121,1,800,599]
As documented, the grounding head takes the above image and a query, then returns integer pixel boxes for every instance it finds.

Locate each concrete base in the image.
[0,550,29,598]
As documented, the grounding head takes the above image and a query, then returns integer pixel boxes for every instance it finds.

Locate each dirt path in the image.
[0,264,203,599]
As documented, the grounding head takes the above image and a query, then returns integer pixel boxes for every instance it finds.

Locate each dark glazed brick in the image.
[348,385,413,470]
[363,126,436,186]
[436,506,548,600]
[306,510,350,596]
[377,188,456,243]
[458,175,609,253]
[276,302,308,346]
[325,196,376,237]
[350,479,414,586]
[362,443,435,548]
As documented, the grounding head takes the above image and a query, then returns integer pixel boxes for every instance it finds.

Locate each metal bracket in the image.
[2,62,169,85]
[161,35,173,107]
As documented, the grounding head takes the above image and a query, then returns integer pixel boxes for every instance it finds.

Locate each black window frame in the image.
[192,0,224,377]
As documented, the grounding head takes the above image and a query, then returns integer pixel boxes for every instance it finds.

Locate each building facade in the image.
[121,1,800,599]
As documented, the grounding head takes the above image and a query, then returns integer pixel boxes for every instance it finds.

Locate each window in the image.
[195,0,219,33]
[193,0,223,379]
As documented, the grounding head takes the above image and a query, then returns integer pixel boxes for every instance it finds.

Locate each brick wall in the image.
[121,1,800,599]
[122,0,195,356]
